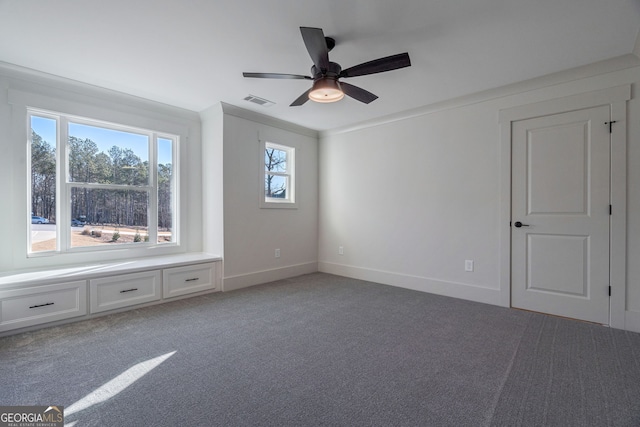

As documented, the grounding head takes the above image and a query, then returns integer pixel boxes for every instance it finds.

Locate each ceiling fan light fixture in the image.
[308,77,344,103]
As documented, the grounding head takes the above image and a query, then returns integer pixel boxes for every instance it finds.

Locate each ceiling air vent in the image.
[243,95,275,107]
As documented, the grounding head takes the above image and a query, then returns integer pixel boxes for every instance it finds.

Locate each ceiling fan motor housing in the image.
[312,62,342,80]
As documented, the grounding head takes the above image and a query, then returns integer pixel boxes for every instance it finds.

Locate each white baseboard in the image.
[318,262,501,306]
[624,311,640,333]
[222,262,318,292]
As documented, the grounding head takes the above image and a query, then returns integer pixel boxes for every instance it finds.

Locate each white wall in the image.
[216,104,319,291]
[319,99,502,304]
[318,56,640,331]
[200,103,224,258]
[0,64,203,272]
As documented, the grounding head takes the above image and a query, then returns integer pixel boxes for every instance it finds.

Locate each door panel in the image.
[527,234,588,296]
[527,122,588,215]
[511,105,610,324]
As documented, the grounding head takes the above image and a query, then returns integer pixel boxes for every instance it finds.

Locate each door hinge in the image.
[610,204,612,215]
[609,286,612,296]
[605,121,617,133]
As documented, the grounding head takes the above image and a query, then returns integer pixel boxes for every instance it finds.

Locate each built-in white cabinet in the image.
[90,270,162,314]
[0,254,221,335]
[163,262,218,299]
[0,281,87,332]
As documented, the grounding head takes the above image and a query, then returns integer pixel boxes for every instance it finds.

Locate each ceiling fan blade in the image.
[290,88,312,106]
[340,82,378,104]
[340,52,411,78]
[243,72,311,80]
[300,27,330,71]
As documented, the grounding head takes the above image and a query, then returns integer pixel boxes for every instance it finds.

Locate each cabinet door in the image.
[163,263,219,299]
[90,271,161,313]
[0,281,87,332]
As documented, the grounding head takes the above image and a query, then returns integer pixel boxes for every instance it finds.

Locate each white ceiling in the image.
[1,0,639,131]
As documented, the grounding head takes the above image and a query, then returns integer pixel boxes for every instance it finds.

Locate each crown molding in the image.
[321,53,640,138]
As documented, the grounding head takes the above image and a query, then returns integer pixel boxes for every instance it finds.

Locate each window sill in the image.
[259,203,298,209]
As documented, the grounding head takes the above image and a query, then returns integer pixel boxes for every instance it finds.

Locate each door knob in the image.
[514,221,530,228]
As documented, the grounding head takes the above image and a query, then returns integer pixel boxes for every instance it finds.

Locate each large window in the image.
[261,141,296,208]
[28,109,177,254]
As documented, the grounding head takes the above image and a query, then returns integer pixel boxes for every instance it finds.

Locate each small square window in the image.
[260,141,296,208]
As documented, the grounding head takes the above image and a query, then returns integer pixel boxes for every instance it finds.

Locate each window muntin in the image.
[28,110,177,254]
[263,142,295,207]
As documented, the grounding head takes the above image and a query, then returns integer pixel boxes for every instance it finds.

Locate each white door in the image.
[511,105,610,324]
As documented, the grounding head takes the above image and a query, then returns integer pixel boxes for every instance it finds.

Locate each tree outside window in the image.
[262,141,295,208]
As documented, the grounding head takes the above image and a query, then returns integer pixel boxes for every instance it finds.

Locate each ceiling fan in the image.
[243,27,411,106]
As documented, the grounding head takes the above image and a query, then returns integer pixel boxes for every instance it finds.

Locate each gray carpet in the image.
[1,273,639,426]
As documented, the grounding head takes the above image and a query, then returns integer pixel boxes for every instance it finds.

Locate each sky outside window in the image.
[30,119,172,165]
[31,116,56,144]
[69,122,149,162]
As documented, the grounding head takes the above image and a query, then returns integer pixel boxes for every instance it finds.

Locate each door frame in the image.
[498,85,630,329]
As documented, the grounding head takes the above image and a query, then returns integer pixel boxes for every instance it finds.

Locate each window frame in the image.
[27,107,179,256]
[260,140,297,209]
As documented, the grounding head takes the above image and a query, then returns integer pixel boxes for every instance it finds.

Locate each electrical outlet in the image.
[275,248,280,258]
[465,260,474,272]
[338,246,344,255]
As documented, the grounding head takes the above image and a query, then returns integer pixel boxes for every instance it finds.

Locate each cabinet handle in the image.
[29,302,54,309]
[120,288,139,293]
[185,277,200,282]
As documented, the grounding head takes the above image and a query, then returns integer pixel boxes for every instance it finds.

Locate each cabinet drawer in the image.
[0,281,87,332]
[163,263,218,299]
[90,271,161,313]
